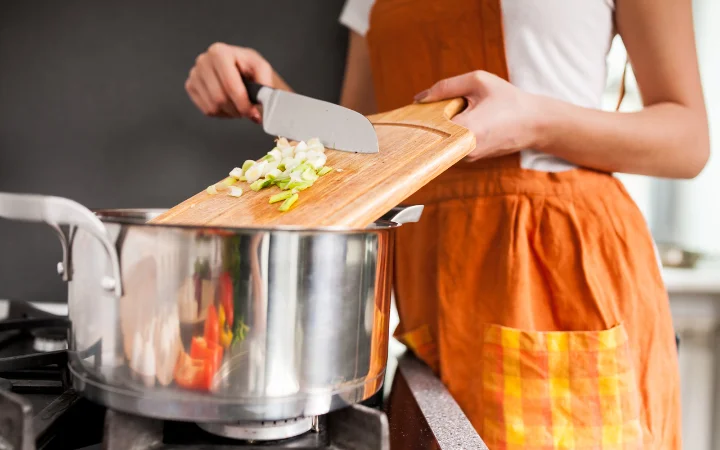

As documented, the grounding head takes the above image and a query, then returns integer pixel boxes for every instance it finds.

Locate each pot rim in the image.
[92,208,401,233]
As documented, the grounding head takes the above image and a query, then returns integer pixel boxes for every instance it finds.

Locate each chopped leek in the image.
[308,154,327,170]
[318,166,333,176]
[269,191,294,204]
[206,185,218,195]
[283,157,300,171]
[301,168,319,182]
[267,149,282,162]
[265,168,282,180]
[281,146,295,158]
[229,167,243,179]
[288,180,313,191]
[294,141,308,153]
[227,186,243,197]
[215,176,237,191]
[242,160,256,173]
[250,178,272,191]
[245,161,266,183]
[262,161,279,176]
[279,193,299,212]
[276,137,291,148]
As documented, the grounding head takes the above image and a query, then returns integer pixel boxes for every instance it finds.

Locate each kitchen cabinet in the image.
[665,266,720,450]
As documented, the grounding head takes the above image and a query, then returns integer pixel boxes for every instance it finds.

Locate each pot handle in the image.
[0,193,123,297]
[381,205,424,225]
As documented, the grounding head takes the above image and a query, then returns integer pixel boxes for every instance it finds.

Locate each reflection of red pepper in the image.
[204,305,219,344]
[190,337,223,374]
[219,272,234,327]
[174,352,211,391]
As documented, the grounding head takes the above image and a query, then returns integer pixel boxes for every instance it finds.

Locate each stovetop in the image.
[0,298,488,450]
[0,299,388,450]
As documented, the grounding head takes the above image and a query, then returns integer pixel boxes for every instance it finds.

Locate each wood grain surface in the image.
[149,98,475,228]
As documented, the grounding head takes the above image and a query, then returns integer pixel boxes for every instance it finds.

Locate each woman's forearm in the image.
[535,97,709,179]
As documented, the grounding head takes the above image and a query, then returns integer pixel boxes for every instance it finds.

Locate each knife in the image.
[243,78,379,154]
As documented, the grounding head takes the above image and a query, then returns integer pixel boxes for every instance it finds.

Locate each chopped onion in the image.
[276,137,291,148]
[268,149,282,162]
[294,141,308,153]
[227,186,243,197]
[206,185,218,195]
[245,161,267,183]
[229,167,244,179]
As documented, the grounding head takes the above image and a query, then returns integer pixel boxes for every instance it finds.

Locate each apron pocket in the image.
[481,324,642,449]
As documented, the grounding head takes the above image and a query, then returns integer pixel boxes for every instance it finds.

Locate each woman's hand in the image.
[185,43,278,122]
[414,70,542,162]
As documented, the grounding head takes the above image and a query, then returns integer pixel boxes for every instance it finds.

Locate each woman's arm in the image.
[417,0,709,179]
[535,0,709,179]
[339,31,377,115]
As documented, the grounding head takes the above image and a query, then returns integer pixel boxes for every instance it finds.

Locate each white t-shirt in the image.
[340,0,616,172]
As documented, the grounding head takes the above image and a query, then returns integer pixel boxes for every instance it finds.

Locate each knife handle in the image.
[242,77,265,105]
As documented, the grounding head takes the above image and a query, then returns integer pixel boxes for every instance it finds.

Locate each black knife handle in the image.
[242,77,265,104]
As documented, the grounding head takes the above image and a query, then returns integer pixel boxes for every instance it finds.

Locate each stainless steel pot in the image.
[0,193,423,423]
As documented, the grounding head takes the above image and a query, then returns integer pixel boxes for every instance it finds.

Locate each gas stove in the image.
[0,299,488,450]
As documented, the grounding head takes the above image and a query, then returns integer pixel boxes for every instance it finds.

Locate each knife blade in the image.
[243,78,379,154]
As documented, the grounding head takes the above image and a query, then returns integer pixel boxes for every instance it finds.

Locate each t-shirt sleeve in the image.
[339,0,375,36]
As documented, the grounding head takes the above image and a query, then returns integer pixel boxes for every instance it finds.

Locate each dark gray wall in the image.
[0,1,349,302]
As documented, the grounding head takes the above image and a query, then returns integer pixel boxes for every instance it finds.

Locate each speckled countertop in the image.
[387,352,489,449]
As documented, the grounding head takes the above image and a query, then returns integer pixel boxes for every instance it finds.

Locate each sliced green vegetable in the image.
[241,160,255,173]
[250,178,272,191]
[292,163,312,174]
[276,180,291,190]
[301,168,319,182]
[318,166,333,176]
[265,168,282,180]
[279,193,299,212]
[287,180,313,191]
[269,191,295,204]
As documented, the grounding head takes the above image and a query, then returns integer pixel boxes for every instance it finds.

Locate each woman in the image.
[185,0,707,446]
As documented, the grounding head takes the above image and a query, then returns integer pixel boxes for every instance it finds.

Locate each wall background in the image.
[0,1,348,302]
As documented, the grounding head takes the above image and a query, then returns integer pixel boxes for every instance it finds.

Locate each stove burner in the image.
[198,416,315,441]
[0,377,12,391]
[31,328,68,353]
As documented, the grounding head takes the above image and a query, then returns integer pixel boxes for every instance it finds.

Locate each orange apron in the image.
[366,0,682,448]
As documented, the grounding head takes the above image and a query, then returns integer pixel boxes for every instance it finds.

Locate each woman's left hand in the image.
[414,71,543,162]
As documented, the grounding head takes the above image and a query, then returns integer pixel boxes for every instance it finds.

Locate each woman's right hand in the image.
[185,43,275,122]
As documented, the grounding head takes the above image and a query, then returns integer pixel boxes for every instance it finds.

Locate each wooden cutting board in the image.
[149,98,475,229]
